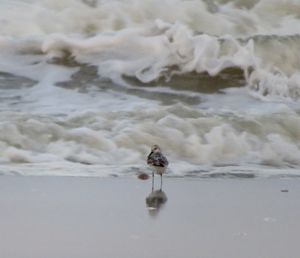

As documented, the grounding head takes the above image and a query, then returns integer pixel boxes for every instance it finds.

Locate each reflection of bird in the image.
[147,145,168,190]
[146,190,168,217]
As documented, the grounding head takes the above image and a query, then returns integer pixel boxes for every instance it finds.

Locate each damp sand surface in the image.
[0,176,299,258]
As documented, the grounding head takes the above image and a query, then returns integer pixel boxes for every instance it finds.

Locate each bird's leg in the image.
[160,174,163,191]
[152,171,154,192]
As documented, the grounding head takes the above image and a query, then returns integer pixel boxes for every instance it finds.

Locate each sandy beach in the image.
[0,176,299,258]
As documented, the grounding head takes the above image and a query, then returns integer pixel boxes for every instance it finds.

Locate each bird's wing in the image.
[148,153,168,167]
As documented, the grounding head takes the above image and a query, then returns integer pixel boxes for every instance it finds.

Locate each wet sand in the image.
[0,176,299,258]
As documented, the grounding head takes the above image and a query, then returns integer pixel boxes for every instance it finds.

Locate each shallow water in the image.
[1,0,300,178]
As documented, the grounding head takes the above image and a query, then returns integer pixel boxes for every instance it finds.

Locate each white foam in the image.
[35,21,300,101]
[248,70,300,100]
[2,0,300,37]
[0,98,300,175]
[1,0,300,100]
[37,22,256,85]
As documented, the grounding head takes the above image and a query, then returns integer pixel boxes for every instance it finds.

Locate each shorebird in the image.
[147,145,168,190]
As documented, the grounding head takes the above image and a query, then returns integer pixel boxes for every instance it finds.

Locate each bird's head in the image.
[151,144,161,153]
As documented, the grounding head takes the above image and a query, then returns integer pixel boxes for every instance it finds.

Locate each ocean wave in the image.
[0,104,299,171]
[2,24,300,99]
[1,0,300,99]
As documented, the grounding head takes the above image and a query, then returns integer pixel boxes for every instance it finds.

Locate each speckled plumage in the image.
[147,145,168,173]
[147,145,168,190]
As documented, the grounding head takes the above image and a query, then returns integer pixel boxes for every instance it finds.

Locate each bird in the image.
[147,145,168,191]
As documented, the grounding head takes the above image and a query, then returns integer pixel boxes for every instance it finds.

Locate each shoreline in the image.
[0,176,299,258]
